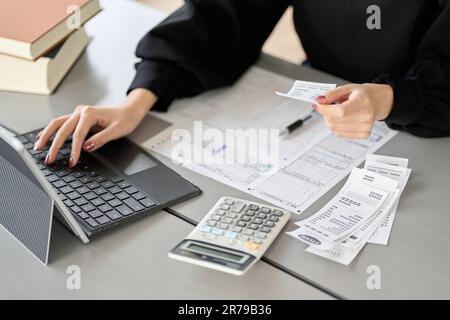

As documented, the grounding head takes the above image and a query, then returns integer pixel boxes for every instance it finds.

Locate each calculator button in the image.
[225,212,237,218]
[220,204,230,210]
[207,220,217,227]
[244,209,256,216]
[248,204,259,211]
[238,234,250,241]
[256,213,267,219]
[251,237,262,244]
[273,209,284,217]
[256,232,267,239]
[211,214,221,221]
[214,209,226,216]
[245,242,260,250]
[231,226,242,233]
[264,221,275,228]
[243,229,254,236]
[269,215,279,222]
[260,226,271,233]
[217,223,229,230]
[247,224,259,230]
[201,225,212,233]
[260,207,271,214]
[230,201,245,213]
[212,228,224,236]
[225,231,238,239]
[252,218,263,224]
[236,221,247,227]
[240,216,251,222]
[221,217,233,224]
[223,198,235,205]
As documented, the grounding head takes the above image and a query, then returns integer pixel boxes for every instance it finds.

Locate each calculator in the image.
[168,197,291,275]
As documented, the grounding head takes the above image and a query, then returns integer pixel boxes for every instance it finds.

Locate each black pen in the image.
[279,114,312,137]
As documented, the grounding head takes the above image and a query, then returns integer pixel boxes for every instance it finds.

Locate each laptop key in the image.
[77,186,90,195]
[63,175,76,183]
[72,171,85,178]
[67,191,81,200]
[60,186,73,194]
[87,181,100,189]
[101,181,114,189]
[94,176,107,183]
[81,203,95,212]
[93,187,107,195]
[53,180,66,188]
[140,198,156,208]
[74,198,88,207]
[116,205,133,216]
[64,199,75,207]
[117,181,131,189]
[88,210,103,219]
[69,180,83,189]
[55,170,68,177]
[132,192,146,200]
[47,175,59,183]
[124,186,138,195]
[116,192,130,200]
[108,186,122,194]
[85,218,99,228]
[105,210,122,220]
[70,206,81,213]
[99,204,113,213]
[101,193,115,202]
[91,198,105,206]
[77,211,89,219]
[108,199,122,207]
[123,198,144,212]
[84,192,97,201]
[96,215,111,225]
[79,176,93,184]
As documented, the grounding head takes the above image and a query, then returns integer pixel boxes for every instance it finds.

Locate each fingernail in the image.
[69,157,76,168]
[45,152,51,165]
[83,142,95,152]
[33,142,39,151]
[316,95,326,102]
[312,104,318,112]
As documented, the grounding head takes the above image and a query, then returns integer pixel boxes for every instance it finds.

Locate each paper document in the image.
[276,80,336,103]
[288,154,412,265]
[144,66,397,215]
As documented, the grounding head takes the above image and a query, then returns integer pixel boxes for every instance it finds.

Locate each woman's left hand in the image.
[313,83,394,139]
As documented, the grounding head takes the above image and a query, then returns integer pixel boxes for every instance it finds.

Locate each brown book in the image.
[0,0,100,60]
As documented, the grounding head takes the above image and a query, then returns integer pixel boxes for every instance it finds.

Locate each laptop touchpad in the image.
[96,138,157,176]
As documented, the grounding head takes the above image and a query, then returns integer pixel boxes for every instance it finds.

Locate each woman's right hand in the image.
[34,88,158,168]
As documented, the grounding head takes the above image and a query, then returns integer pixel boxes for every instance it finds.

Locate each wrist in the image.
[122,88,158,114]
[365,83,394,121]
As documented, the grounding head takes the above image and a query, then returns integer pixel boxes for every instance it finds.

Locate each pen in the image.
[279,114,312,137]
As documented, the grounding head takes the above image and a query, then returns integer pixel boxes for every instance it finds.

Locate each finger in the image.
[326,122,373,133]
[70,111,96,167]
[46,113,80,164]
[83,123,123,152]
[324,113,374,124]
[35,115,70,150]
[316,85,355,104]
[316,97,363,118]
[334,131,372,140]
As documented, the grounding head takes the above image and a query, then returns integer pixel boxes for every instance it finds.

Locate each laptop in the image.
[0,126,201,263]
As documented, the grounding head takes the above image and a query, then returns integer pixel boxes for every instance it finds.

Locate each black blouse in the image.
[128,0,450,137]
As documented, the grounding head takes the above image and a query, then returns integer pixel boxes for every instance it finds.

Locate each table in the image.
[0,0,331,300]
[164,54,450,299]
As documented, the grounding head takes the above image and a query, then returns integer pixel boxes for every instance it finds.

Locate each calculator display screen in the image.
[187,243,244,262]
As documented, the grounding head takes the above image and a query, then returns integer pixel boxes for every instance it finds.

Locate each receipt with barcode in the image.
[288,168,398,250]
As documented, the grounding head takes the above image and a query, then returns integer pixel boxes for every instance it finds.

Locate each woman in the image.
[35,0,450,167]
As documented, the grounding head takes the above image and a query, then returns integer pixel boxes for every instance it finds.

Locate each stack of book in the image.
[0,0,101,95]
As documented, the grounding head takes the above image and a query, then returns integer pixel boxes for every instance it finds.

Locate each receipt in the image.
[289,168,398,250]
[276,80,336,104]
[364,156,411,245]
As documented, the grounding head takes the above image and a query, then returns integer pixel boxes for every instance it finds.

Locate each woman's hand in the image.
[313,83,394,139]
[34,88,158,167]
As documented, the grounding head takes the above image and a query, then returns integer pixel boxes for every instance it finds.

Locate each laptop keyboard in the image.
[17,130,158,231]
